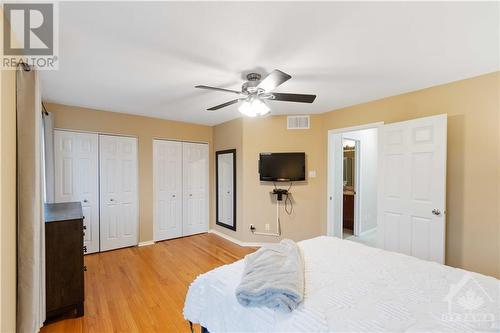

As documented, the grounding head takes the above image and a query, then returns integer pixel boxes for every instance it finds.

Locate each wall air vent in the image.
[287,115,310,130]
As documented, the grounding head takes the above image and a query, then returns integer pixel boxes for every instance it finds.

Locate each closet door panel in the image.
[54,130,99,254]
[99,135,139,251]
[182,142,208,236]
[154,140,183,241]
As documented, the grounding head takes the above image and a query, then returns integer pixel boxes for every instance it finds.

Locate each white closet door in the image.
[182,142,209,236]
[54,130,99,254]
[99,135,139,251]
[377,114,447,263]
[153,140,183,241]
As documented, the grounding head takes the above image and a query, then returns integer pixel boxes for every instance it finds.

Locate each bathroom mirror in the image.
[216,149,236,231]
[343,140,356,191]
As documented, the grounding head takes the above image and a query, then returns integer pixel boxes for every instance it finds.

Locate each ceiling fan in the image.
[195,69,317,117]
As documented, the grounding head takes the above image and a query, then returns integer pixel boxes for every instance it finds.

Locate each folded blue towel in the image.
[235,239,304,313]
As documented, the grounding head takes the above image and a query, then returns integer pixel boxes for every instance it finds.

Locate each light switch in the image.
[309,170,317,178]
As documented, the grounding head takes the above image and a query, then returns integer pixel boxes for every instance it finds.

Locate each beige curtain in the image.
[16,65,46,333]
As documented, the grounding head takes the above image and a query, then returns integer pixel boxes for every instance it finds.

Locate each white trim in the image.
[153,137,209,145]
[208,229,272,247]
[54,127,138,139]
[327,122,384,238]
[342,136,361,237]
[138,240,155,247]
[359,227,377,237]
[327,122,384,135]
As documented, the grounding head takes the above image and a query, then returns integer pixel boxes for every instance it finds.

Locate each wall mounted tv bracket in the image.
[272,188,289,201]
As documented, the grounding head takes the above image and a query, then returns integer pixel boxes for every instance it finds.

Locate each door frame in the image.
[341,137,361,236]
[327,122,384,238]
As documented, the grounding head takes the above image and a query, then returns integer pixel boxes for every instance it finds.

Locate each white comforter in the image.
[184,236,499,332]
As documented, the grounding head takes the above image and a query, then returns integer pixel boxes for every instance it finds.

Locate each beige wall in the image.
[240,115,326,243]
[212,72,499,278]
[0,69,17,331]
[212,115,326,243]
[45,103,214,242]
[321,72,499,277]
[212,118,246,240]
[46,72,499,279]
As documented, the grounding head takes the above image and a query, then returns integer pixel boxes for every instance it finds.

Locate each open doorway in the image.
[342,139,357,238]
[327,122,382,248]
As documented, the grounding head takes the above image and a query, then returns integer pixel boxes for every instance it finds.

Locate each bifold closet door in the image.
[99,135,139,251]
[153,140,183,241]
[54,130,99,254]
[183,142,209,236]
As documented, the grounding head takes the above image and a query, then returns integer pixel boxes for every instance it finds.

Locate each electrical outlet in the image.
[265,224,270,231]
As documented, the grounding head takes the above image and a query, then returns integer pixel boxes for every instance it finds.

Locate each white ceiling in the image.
[41,1,499,126]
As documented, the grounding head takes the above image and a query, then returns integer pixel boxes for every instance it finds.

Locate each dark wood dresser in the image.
[45,202,85,320]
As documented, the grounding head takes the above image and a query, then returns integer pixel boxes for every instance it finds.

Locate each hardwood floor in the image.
[41,233,255,333]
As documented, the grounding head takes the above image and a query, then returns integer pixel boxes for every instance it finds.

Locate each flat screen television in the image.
[259,152,306,182]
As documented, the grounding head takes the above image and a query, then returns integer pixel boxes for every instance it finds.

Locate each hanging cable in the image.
[284,182,293,215]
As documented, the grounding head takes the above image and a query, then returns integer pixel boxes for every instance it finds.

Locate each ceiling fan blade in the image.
[271,93,316,103]
[207,99,240,111]
[257,70,292,92]
[195,85,241,94]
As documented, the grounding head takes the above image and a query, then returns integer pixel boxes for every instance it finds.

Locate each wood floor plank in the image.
[41,233,255,333]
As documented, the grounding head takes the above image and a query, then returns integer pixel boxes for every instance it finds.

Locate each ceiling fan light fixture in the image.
[238,97,270,117]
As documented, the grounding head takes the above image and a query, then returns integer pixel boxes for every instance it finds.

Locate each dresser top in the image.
[45,202,83,223]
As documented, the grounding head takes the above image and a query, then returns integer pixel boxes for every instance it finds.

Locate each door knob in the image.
[110,198,115,202]
[172,194,176,198]
[189,194,193,197]
[83,199,88,203]
[432,209,441,216]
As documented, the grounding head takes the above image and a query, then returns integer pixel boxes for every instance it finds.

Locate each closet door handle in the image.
[172,194,176,198]
[83,199,88,203]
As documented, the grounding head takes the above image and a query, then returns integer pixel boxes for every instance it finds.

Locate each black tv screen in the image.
[259,152,306,182]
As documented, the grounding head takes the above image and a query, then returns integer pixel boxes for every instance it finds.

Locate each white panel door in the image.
[153,140,183,241]
[182,142,209,236]
[99,135,139,251]
[329,133,345,238]
[377,114,447,263]
[54,130,99,254]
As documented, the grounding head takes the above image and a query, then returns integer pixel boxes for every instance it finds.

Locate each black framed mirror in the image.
[216,149,236,231]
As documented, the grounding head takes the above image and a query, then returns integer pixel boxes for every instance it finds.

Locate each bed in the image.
[184,236,499,332]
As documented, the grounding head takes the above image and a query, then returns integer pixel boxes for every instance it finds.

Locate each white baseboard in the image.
[360,227,377,237]
[138,240,155,247]
[208,229,274,247]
